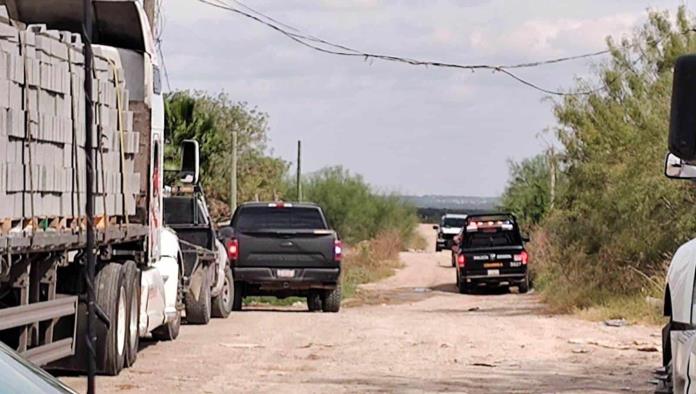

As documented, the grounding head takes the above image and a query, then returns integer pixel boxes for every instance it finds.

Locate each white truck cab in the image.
[658,54,696,393]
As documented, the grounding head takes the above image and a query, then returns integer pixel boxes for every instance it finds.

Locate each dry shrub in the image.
[341,231,403,299]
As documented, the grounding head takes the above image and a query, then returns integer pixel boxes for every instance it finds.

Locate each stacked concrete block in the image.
[0,20,141,224]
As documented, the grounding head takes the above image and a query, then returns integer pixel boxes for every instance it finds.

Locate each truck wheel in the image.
[152,311,181,341]
[212,266,234,318]
[232,282,244,311]
[122,261,140,368]
[95,263,127,376]
[322,285,342,313]
[307,292,322,312]
[451,253,456,267]
[185,268,211,324]
[518,275,530,294]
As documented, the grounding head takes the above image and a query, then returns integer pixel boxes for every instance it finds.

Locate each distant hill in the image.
[401,195,500,210]
[401,195,502,222]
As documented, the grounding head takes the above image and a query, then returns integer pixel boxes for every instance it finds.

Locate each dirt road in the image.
[62,225,661,393]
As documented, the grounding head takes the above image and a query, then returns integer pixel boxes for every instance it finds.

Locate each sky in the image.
[161,0,685,197]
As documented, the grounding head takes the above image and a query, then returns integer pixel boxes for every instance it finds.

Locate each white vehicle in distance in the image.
[433,214,468,252]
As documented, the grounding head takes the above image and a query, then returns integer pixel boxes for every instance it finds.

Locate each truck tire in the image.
[185,267,211,324]
[232,282,244,311]
[122,261,140,368]
[152,311,181,341]
[211,266,234,318]
[95,263,127,376]
[518,275,530,294]
[451,253,456,267]
[307,292,322,312]
[322,285,341,313]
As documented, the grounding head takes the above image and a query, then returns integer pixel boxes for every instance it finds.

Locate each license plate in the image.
[484,262,503,269]
[487,269,500,276]
[277,269,295,278]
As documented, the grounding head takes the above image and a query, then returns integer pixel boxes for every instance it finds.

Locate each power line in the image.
[195,0,693,97]
[196,0,619,96]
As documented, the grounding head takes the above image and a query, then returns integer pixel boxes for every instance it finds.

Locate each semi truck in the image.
[0,0,185,376]
[657,55,696,393]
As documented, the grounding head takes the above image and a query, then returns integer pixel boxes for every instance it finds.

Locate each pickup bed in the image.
[164,191,234,323]
[220,202,342,312]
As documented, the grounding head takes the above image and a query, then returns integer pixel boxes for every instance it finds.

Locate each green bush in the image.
[287,166,419,244]
[501,8,696,320]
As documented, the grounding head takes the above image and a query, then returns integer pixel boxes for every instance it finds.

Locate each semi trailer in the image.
[0,0,185,376]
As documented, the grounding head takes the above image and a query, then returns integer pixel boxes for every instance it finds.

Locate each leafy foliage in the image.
[287,166,419,244]
[502,8,696,314]
[501,154,553,226]
[164,91,288,219]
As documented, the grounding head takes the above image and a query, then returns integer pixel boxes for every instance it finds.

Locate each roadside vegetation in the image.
[166,95,422,305]
[501,8,696,323]
[164,91,288,220]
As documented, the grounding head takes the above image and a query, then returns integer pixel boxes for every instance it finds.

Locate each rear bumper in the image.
[233,267,340,290]
[461,269,527,285]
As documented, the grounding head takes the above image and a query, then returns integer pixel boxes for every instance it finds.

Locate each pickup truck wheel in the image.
[122,261,140,368]
[95,263,127,376]
[518,275,530,294]
[152,310,181,341]
[307,292,322,312]
[451,253,456,267]
[185,268,211,324]
[321,285,342,313]
[232,282,243,311]
[212,266,234,318]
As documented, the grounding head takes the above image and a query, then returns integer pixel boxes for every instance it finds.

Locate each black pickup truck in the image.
[219,202,342,312]
[453,213,530,294]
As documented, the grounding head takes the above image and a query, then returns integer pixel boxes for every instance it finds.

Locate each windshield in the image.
[234,207,327,231]
[443,218,466,228]
[464,231,522,248]
[0,342,74,393]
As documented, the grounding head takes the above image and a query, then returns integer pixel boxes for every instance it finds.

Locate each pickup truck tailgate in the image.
[236,230,338,268]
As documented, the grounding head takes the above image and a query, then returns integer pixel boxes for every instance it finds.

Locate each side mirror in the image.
[665,153,696,179]
[432,225,439,230]
[522,235,531,243]
[669,55,696,161]
[180,139,200,184]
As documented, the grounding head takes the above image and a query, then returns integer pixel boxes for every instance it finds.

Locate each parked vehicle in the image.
[0,341,76,394]
[655,54,696,394]
[433,213,468,252]
[0,1,185,376]
[453,213,530,294]
[164,143,234,323]
[220,202,342,312]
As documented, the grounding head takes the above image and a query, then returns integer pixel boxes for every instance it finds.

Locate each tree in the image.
[164,91,287,220]
[501,154,553,226]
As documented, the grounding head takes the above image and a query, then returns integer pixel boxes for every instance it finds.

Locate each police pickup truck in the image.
[220,202,343,312]
[452,213,530,294]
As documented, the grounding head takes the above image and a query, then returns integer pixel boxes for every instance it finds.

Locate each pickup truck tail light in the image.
[334,240,343,262]
[226,239,239,262]
[457,254,466,267]
[514,251,528,265]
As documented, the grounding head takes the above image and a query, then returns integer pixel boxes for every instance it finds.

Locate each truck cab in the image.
[657,54,696,393]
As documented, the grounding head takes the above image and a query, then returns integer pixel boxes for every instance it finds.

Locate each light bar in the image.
[466,220,514,232]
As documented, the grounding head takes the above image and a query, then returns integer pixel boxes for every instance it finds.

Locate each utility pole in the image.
[230,131,238,212]
[296,140,302,202]
[143,0,157,35]
[82,0,97,393]
[548,147,556,209]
